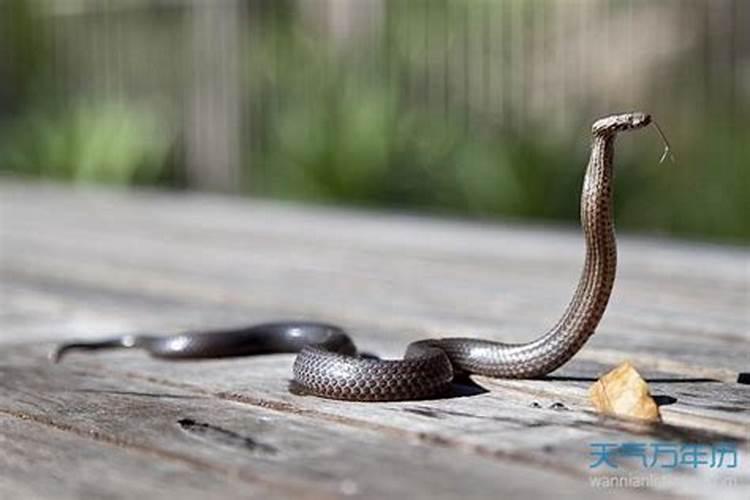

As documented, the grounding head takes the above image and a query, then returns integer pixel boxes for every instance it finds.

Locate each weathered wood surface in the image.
[0,180,748,500]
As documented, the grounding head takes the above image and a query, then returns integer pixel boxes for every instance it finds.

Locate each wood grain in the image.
[0,180,748,499]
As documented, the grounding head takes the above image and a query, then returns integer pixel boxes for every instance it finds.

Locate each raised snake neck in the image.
[54,112,653,401]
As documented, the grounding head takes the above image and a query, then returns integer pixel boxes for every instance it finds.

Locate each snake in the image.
[54,112,654,401]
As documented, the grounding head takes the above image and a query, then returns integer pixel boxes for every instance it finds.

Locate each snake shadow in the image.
[543,375,720,383]
[444,374,490,398]
[540,374,726,409]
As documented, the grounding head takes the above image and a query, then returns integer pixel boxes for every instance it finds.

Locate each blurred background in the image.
[0,0,747,243]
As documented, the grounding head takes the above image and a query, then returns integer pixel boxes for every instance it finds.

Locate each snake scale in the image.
[54,112,654,401]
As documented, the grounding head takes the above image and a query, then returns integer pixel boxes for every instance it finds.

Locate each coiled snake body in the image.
[55,112,654,401]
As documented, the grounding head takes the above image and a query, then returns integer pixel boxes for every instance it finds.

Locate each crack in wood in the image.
[177,418,277,454]
[400,405,551,427]
[0,407,218,469]
[74,389,204,400]
[0,408,326,499]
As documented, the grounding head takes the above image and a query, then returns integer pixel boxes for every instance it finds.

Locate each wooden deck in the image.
[1,181,747,499]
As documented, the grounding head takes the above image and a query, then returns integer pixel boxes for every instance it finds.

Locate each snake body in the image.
[54,112,653,401]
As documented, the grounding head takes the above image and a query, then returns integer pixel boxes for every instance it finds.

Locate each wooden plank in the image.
[1,181,748,499]
[1,181,746,314]
[2,258,747,392]
[0,349,656,500]
[3,343,747,499]
[1,223,747,374]
[2,307,746,499]
[0,415,280,500]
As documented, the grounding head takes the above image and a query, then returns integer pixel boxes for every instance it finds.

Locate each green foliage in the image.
[616,118,749,242]
[242,3,748,243]
[0,102,172,185]
[255,64,748,242]
[1,0,746,244]
[261,86,573,220]
[0,0,51,109]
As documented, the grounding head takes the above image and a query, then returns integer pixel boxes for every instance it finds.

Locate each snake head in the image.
[592,112,651,135]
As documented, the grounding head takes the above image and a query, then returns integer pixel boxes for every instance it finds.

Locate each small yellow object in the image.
[589,361,661,422]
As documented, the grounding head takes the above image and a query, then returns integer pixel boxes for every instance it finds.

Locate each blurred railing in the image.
[0,0,747,241]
